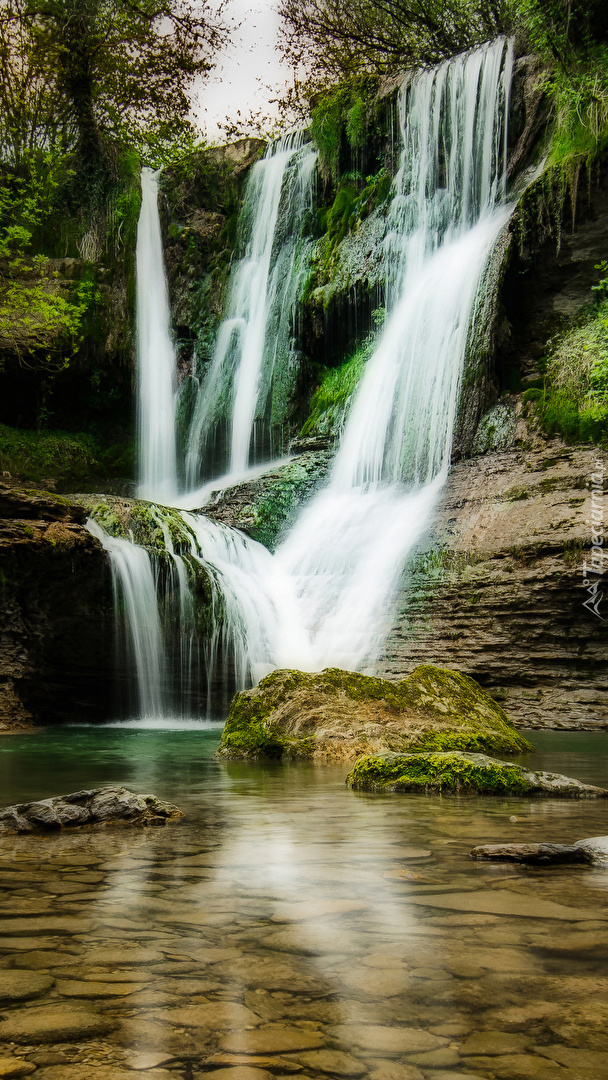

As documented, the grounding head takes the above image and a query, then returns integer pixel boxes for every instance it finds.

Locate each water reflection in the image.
[0,728,607,1077]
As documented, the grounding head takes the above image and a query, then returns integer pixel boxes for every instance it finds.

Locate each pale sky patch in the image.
[191,0,294,143]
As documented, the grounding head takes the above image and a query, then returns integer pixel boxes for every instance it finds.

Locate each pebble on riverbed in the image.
[0,787,184,834]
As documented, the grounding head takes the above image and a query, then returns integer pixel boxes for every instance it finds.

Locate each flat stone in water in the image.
[339,969,410,997]
[124,1053,176,1070]
[0,917,92,935]
[270,899,366,923]
[367,1063,425,1080]
[463,1053,566,1078]
[0,1003,116,1043]
[460,1031,531,1055]
[205,1054,303,1073]
[222,1027,326,1054]
[423,1073,489,1080]
[405,890,594,920]
[445,960,486,979]
[288,1050,366,1076]
[0,1058,36,1078]
[412,1051,466,1070]
[206,1070,273,1080]
[0,969,54,1001]
[0,938,70,953]
[265,928,360,956]
[331,1026,446,1053]
[206,1070,274,1080]
[55,978,148,996]
[481,1001,562,1029]
[34,1069,174,1080]
[535,1044,608,1071]
[53,969,152,982]
[84,946,164,965]
[161,1002,262,1029]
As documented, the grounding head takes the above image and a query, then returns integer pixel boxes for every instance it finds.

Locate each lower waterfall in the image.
[89,37,516,717]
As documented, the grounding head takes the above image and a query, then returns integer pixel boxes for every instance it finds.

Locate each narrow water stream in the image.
[0,730,606,1078]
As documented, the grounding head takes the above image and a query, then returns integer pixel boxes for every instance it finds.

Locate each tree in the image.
[0,0,74,166]
[278,0,509,90]
[0,0,229,190]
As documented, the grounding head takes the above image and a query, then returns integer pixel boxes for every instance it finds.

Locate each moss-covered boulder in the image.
[346,751,608,798]
[217,664,534,761]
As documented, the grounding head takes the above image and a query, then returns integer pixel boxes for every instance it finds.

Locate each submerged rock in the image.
[471,837,608,863]
[0,786,184,835]
[217,664,534,761]
[346,750,608,797]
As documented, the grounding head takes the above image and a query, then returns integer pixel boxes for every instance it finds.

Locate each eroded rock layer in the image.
[380,441,608,729]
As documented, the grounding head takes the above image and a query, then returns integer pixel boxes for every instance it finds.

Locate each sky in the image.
[190,0,295,142]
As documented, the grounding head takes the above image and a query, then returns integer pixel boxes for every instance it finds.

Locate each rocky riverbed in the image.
[0,725,607,1080]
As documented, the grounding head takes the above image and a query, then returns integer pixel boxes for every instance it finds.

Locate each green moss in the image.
[398,665,534,754]
[346,751,532,795]
[409,730,530,756]
[0,424,132,485]
[220,669,312,759]
[522,387,543,404]
[300,339,372,438]
[89,503,128,539]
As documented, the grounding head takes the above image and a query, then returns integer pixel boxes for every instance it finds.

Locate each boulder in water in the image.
[217,665,534,761]
[0,786,184,834]
[346,750,608,797]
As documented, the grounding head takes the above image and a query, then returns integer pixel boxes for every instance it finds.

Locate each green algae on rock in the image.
[217,664,534,762]
[346,750,608,797]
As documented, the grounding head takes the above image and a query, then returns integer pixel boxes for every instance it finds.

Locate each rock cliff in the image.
[380,436,607,728]
[0,485,113,728]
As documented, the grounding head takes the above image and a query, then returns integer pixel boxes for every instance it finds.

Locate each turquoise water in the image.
[2,725,608,807]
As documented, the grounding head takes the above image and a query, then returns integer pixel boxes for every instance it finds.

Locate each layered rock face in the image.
[380,439,607,728]
[0,485,113,728]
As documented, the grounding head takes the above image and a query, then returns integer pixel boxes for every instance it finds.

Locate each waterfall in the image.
[87,519,170,719]
[88,508,301,717]
[185,132,317,487]
[136,167,179,502]
[271,38,514,670]
[107,38,515,719]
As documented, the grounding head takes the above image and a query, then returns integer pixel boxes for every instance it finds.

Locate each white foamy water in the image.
[185,132,317,484]
[136,168,179,502]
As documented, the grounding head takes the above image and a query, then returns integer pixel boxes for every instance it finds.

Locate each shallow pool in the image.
[0,727,607,1079]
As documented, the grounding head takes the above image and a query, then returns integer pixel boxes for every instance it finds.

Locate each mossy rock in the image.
[217,664,534,762]
[346,750,608,798]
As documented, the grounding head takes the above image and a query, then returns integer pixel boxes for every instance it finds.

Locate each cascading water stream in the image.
[87,519,170,719]
[271,36,515,671]
[97,39,516,717]
[136,167,179,501]
[185,132,317,488]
